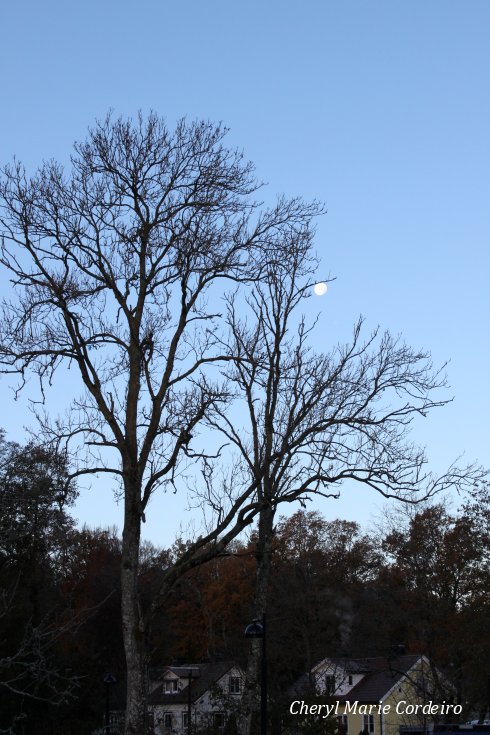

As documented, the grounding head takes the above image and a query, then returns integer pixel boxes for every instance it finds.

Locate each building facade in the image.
[290,655,456,735]
[148,661,243,734]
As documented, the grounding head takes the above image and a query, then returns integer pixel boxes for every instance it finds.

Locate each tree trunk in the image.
[121,483,147,735]
[239,504,274,735]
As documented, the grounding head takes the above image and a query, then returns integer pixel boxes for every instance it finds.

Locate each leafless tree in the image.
[0,113,322,734]
[205,239,482,735]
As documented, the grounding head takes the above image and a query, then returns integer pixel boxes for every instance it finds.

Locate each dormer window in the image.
[164,679,179,694]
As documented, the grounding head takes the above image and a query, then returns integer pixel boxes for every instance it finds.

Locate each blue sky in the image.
[0,1,488,543]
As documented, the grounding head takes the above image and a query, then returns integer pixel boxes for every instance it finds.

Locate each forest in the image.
[1,431,489,734]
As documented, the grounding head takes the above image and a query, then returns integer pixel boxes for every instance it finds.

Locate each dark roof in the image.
[340,656,422,702]
[292,655,423,703]
[148,661,238,706]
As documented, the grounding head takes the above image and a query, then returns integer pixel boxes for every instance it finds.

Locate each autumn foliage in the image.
[1,433,490,732]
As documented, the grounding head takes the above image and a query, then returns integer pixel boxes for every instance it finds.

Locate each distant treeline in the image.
[1,432,489,734]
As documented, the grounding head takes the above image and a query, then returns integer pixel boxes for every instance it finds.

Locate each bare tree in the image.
[206,240,482,734]
[0,113,322,734]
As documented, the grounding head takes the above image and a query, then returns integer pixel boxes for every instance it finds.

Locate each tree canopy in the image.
[0,113,485,734]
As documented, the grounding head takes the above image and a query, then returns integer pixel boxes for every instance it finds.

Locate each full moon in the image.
[313,282,328,296]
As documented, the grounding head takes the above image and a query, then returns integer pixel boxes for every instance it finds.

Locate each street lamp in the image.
[187,669,193,735]
[244,614,267,735]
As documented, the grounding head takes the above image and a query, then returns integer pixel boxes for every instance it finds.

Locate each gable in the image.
[308,656,427,702]
[148,661,243,707]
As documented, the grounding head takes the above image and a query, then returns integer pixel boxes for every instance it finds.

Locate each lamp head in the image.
[244,619,264,638]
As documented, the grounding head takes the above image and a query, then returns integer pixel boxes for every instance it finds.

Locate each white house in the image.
[148,661,243,734]
[290,654,457,735]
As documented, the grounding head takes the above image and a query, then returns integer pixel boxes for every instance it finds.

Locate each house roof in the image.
[292,655,424,703]
[340,656,422,702]
[148,661,239,706]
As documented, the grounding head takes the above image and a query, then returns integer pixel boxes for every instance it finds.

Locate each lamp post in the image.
[244,614,267,735]
[188,669,193,735]
[103,673,117,734]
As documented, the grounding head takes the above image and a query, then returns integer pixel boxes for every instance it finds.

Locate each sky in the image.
[0,1,488,544]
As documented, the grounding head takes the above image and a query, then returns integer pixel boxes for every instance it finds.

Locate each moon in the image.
[313,282,328,296]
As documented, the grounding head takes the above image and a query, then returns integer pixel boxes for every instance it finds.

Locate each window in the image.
[337,715,349,733]
[363,714,375,733]
[164,679,178,693]
[348,675,353,685]
[213,712,225,729]
[229,676,241,694]
[325,674,336,695]
[182,711,189,730]
[162,713,172,730]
